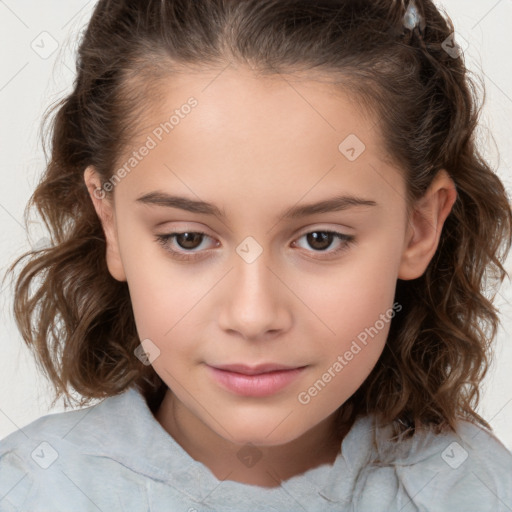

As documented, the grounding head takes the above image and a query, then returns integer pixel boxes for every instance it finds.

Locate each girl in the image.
[1,0,511,510]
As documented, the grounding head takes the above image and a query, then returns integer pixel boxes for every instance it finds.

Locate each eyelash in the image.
[154,229,356,262]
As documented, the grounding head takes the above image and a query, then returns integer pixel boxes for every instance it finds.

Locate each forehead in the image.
[115,66,406,212]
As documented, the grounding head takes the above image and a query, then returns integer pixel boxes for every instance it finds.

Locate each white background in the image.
[1,1,511,449]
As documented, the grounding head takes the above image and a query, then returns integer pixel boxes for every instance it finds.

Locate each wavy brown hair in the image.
[3,0,511,438]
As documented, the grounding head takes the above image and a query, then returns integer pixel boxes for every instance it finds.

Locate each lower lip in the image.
[207,366,306,397]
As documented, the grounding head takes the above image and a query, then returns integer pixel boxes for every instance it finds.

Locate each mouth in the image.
[206,363,308,397]
[210,363,306,375]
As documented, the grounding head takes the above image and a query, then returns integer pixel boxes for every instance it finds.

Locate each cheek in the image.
[291,244,400,339]
[298,276,396,416]
[291,240,400,388]
[117,227,206,345]
[126,266,207,383]
[127,270,207,352]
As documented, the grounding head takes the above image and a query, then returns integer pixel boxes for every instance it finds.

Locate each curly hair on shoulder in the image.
[3,0,511,437]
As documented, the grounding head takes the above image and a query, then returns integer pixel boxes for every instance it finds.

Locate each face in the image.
[85,66,456,448]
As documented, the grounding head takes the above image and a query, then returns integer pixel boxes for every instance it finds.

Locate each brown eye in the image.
[155,231,216,261]
[305,232,335,251]
[293,230,356,259]
[174,232,204,250]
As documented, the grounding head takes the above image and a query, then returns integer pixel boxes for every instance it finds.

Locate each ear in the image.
[83,166,127,282]
[398,169,458,280]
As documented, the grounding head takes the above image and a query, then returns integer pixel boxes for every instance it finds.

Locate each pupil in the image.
[178,232,202,249]
[307,232,332,251]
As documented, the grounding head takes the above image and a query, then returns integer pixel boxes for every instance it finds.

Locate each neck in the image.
[154,389,348,488]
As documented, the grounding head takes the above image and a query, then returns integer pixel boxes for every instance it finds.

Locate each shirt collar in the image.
[65,385,404,504]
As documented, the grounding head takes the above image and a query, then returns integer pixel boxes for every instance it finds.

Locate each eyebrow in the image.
[135,191,377,219]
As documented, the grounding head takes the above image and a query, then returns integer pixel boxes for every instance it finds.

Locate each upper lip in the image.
[210,363,305,375]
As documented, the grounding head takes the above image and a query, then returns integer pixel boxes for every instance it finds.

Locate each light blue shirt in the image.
[1,385,511,511]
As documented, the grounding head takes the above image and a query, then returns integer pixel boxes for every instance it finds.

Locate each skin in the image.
[84,66,457,487]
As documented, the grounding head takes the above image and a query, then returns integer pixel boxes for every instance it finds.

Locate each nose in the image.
[217,250,292,341]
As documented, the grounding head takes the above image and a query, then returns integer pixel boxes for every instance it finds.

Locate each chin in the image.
[228,434,295,448]
[219,422,304,448]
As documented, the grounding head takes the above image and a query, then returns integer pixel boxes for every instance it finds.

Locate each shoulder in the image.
[0,395,105,464]
[358,416,512,511]
[0,388,150,511]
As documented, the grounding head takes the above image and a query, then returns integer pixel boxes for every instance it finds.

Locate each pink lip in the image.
[207,364,307,397]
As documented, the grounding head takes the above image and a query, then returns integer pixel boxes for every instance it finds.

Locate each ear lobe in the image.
[83,166,127,282]
[398,169,458,280]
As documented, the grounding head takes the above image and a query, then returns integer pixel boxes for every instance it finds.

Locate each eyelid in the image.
[156,223,353,243]
[294,223,354,237]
